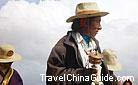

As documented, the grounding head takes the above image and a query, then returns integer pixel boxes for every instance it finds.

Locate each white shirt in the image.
[73,32,103,85]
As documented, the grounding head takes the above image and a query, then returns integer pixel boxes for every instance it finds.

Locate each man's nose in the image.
[96,25,102,31]
[98,25,102,30]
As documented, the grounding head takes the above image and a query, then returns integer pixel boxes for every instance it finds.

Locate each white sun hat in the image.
[103,49,122,71]
[66,2,109,22]
[0,44,22,63]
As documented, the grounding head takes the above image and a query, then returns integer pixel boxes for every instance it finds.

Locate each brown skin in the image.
[80,16,102,38]
[0,62,12,75]
[79,17,103,64]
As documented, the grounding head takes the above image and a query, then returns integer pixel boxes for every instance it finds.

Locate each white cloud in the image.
[0,0,70,84]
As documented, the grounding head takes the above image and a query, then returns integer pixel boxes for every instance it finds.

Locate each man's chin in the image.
[90,35,95,38]
[88,34,96,38]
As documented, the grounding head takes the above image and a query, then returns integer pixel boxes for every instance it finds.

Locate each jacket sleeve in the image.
[46,45,95,84]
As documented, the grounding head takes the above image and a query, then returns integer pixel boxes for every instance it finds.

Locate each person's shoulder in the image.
[10,69,23,84]
[12,69,21,76]
[52,31,74,52]
[53,35,67,48]
[51,33,68,53]
[54,31,72,47]
[12,69,23,80]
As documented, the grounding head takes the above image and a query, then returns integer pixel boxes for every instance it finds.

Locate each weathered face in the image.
[0,63,12,70]
[82,17,102,38]
[88,17,101,38]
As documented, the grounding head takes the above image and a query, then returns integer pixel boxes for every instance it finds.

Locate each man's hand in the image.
[88,51,103,64]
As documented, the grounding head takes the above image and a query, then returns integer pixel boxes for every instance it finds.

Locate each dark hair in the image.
[71,18,80,32]
[71,17,97,32]
[123,79,132,85]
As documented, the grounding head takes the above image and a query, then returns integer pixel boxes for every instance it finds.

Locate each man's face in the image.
[0,63,12,70]
[85,17,102,38]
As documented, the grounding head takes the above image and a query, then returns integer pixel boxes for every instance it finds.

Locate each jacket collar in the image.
[64,31,110,72]
[64,31,83,67]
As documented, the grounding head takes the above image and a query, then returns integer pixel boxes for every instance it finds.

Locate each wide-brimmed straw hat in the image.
[0,44,22,63]
[66,2,109,23]
[102,49,122,71]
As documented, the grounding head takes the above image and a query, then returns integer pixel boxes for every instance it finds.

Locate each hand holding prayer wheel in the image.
[88,51,103,64]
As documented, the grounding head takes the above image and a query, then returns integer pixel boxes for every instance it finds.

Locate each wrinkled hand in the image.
[88,52,103,64]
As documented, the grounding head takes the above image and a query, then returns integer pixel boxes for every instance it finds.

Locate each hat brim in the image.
[107,63,122,71]
[0,53,22,63]
[66,12,109,23]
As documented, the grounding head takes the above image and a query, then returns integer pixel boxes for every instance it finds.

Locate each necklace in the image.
[76,33,97,68]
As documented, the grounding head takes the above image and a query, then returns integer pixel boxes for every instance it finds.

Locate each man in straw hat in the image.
[46,2,117,85]
[0,44,23,85]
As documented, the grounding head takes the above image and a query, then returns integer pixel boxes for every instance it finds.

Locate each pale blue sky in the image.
[0,0,8,9]
[0,0,41,9]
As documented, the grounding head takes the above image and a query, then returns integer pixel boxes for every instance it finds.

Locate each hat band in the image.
[0,55,13,59]
[76,10,100,15]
